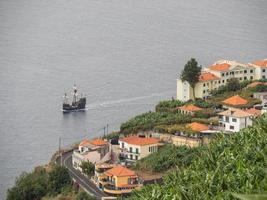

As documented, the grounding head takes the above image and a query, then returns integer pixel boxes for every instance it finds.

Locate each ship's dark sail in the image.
[62,85,86,112]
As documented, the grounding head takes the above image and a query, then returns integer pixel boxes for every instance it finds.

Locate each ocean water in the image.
[0,0,267,198]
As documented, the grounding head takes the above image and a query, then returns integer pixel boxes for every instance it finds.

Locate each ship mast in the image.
[73,84,77,104]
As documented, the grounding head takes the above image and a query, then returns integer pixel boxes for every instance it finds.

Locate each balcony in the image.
[103,184,142,195]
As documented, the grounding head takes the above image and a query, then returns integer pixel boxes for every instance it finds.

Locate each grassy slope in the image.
[128,116,267,200]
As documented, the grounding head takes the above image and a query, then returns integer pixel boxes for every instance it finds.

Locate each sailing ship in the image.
[62,85,86,112]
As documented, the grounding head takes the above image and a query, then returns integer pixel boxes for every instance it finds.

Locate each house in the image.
[245,108,262,117]
[98,165,142,195]
[72,138,110,171]
[186,122,209,132]
[177,59,266,101]
[253,92,267,102]
[118,136,160,162]
[222,95,248,108]
[248,59,267,80]
[218,108,253,132]
[177,104,202,115]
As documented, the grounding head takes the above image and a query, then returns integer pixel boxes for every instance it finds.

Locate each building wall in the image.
[176,79,192,101]
[219,115,252,132]
[115,176,130,187]
[119,141,158,161]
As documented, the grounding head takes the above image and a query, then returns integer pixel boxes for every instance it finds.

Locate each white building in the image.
[118,136,160,162]
[177,59,266,101]
[218,108,253,132]
[72,139,111,171]
[248,59,267,80]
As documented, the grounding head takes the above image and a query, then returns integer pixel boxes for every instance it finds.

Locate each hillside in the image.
[128,115,267,200]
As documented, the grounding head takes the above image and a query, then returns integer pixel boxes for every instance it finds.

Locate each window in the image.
[135,155,138,160]
[218,80,221,84]
[244,70,247,74]
[226,72,229,76]
[203,83,205,87]
[226,79,229,82]
[149,147,151,152]
[263,69,266,73]
[230,125,234,130]
[244,76,247,80]
[222,80,225,83]
[250,76,253,80]
[235,71,239,74]
[129,147,132,153]
[130,155,133,160]
[122,142,124,148]
[226,117,229,122]
[222,73,225,77]
[136,148,139,154]
[232,118,237,122]
[263,75,266,79]
[203,90,205,94]
[240,77,242,81]
[250,69,253,73]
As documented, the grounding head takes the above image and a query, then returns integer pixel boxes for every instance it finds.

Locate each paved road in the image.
[56,151,107,199]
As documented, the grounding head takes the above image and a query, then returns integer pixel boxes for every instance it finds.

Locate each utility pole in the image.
[103,126,106,137]
[106,124,109,135]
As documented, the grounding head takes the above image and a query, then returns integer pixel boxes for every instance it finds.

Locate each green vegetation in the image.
[76,191,96,200]
[155,99,184,112]
[211,78,251,96]
[181,58,202,100]
[128,116,267,200]
[133,145,199,173]
[6,165,72,200]
[120,112,191,135]
[80,161,95,176]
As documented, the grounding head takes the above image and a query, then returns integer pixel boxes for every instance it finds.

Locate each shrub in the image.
[80,161,95,177]
[76,191,96,200]
[133,145,199,172]
[48,165,71,195]
[120,112,191,135]
[155,99,184,112]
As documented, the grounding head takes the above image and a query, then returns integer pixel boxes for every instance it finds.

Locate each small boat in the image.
[62,85,86,112]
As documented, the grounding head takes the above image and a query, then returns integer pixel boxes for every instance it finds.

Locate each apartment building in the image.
[177,59,266,101]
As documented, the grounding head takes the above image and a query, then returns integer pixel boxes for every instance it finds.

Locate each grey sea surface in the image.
[0,0,267,198]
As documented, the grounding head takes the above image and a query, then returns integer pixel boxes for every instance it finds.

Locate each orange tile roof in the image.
[245,108,261,117]
[247,82,267,88]
[218,108,253,118]
[251,59,267,68]
[199,72,219,82]
[119,136,159,146]
[79,138,108,147]
[178,104,203,112]
[90,138,108,146]
[209,63,231,71]
[186,122,209,132]
[222,95,248,106]
[79,139,91,147]
[104,165,136,177]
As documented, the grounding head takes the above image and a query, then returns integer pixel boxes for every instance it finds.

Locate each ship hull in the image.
[62,97,86,112]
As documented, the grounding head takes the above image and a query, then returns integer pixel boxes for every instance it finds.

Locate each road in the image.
[56,151,107,199]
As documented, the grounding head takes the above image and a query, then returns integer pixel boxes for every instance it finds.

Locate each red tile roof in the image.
[251,59,267,68]
[90,138,108,146]
[178,104,203,112]
[119,136,159,146]
[199,72,219,82]
[104,165,136,177]
[186,122,209,132]
[209,63,231,71]
[222,95,248,106]
[79,138,108,147]
[245,108,261,117]
[219,108,253,118]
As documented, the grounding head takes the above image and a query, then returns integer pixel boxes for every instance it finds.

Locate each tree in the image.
[48,165,71,194]
[76,191,97,200]
[227,78,241,91]
[180,58,201,100]
[80,161,95,176]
